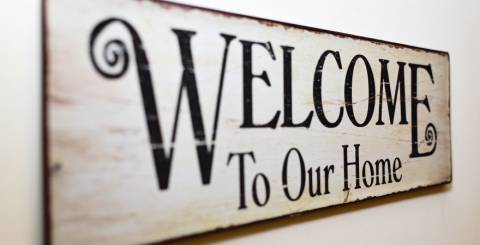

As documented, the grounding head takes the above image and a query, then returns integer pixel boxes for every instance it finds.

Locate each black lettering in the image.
[313,50,344,128]
[345,55,375,127]
[392,157,403,182]
[281,46,314,128]
[409,63,437,158]
[252,173,270,207]
[374,159,392,185]
[323,165,334,194]
[362,160,375,187]
[282,148,306,201]
[343,144,361,191]
[89,20,236,191]
[376,60,408,125]
[308,167,322,197]
[239,40,280,129]
[227,151,256,210]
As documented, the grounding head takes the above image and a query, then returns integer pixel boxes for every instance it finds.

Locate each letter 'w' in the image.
[148,30,236,190]
[90,19,235,190]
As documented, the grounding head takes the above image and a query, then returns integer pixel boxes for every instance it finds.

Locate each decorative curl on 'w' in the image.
[89,19,140,78]
[89,18,167,186]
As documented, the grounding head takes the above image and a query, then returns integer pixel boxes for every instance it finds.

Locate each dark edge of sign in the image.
[42,0,51,244]
[147,180,452,245]
[145,0,449,56]
[41,0,452,244]
[448,54,453,184]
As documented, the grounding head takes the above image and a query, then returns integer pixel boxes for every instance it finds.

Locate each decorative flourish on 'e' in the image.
[424,123,437,149]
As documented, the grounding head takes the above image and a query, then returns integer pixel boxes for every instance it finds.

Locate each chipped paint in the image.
[43,0,451,244]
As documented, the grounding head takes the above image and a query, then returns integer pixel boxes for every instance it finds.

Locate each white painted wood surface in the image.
[45,0,451,244]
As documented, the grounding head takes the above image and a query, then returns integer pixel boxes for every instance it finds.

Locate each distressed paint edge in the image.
[40,0,453,244]
[144,0,449,56]
[41,0,51,243]
[448,53,453,185]
[148,179,452,244]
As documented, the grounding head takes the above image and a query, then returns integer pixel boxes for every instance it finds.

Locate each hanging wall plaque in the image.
[43,0,452,244]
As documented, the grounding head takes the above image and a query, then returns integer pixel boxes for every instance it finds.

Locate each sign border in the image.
[41,0,452,244]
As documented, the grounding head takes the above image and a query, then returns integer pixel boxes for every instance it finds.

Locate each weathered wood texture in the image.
[44,0,451,244]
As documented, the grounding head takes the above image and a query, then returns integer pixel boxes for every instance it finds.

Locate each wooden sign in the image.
[43,0,452,244]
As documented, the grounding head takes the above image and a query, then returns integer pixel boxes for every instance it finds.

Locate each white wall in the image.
[1,0,479,244]
[0,0,42,244]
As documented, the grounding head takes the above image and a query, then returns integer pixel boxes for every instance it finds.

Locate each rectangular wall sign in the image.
[43,0,452,244]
